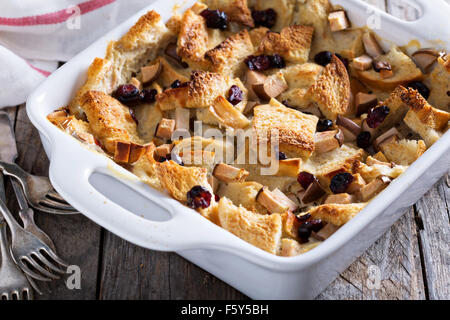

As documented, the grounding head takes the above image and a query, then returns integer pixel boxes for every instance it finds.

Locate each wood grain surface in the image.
[1,0,449,300]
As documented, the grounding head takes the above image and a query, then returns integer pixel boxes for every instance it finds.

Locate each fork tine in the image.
[32,203,79,215]
[17,259,53,281]
[25,274,41,296]
[39,198,75,211]
[46,189,67,203]
[41,248,69,268]
[25,255,60,280]
[36,251,66,274]
[2,293,9,300]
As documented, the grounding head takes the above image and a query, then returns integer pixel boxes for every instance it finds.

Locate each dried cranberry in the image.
[157,156,169,163]
[171,80,182,89]
[114,84,140,103]
[298,171,316,190]
[187,186,212,209]
[277,152,287,160]
[330,172,354,194]
[357,131,372,149]
[298,219,324,243]
[200,9,228,30]
[335,53,349,69]
[314,51,333,66]
[215,194,220,202]
[129,108,138,125]
[227,85,243,105]
[251,8,277,28]
[366,105,390,129]
[408,81,430,100]
[270,54,286,69]
[245,55,272,71]
[316,119,333,132]
[140,89,158,103]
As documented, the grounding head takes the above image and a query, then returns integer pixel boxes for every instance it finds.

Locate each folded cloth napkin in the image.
[0,0,155,108]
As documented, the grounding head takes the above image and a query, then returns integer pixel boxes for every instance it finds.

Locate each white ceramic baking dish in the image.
[26,0,450,299]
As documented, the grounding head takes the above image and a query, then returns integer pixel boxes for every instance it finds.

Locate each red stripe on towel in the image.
[0,0,115,26]
[27,62,51,77]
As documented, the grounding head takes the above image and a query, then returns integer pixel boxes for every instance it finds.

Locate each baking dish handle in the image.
[407,0,450,35]
[47,135,267,261]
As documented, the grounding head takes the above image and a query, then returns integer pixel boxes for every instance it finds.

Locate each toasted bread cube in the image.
[308,203,367,226]
[177,9,209,64]
[253,100,319,159]
[258,25,314,63]
[156,118,175,139]
[272,188,299,212]
[358,176,391,202]
[218,198,282,254]
[424,56,450,113]
[379,137,426,165]
[281,212,301,239]
[213,163,249,183]
[328,11,350,32]
[245,70,267,100]
[279,238,320,257]
[324,193,354,204]
[347,173,366,194]
[202,0,254,27]
[129,143,150,163]
[141,61,162,85]
[308,55,350,120]
[353,55,373,71]
[373,151,388,163]
[252,72,288,100]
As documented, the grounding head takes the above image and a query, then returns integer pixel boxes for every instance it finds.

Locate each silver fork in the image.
[0,161,79,215]
[0,198,68,282]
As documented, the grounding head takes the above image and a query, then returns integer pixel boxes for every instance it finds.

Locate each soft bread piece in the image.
[69,11,172,118]
[399,86,450,146]
[218,181,268,214]
[292,0,333,56]
[156,71,233,110]
[330,29,365,60]
[279,63,323,108]
[218,197,282,254]
[80,91,141,153]
[205,29,255,77]
[308,55,351,120]
[132,143,162,190]
[155,160,212,202]
[379,138,426,166]
[357,47,423,91]
[253,0,296,32]
[69,58,113,118]
[249,27,270,48]
[177,9,209,65]
[303,144,364,185]
[308,203,367,226]
[153,57,190,88]
[356,161,407,183]
[258,25,314,64]
[202,0,254,27]
[425,56,450,112]
[134,103,163,142]
[252,99,319,159]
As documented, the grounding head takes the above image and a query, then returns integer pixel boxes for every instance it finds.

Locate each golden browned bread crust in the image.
[118,11,163,50]
[308,203,367,226]
[177,9,209,64]
[308,55,350,120]
[218,197,282,254]
[258,25,314,64]
[252,100,319,159]
[80,91,141,153]
[205,29,254,76]
[131,143,162,190]
[425,57,450,112]
[155,160,211,202]
[248,27,270,48]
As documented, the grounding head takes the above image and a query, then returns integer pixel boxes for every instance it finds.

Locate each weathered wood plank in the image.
[318,207,426,300]
[415,176,450,300]
[7,105,102,300]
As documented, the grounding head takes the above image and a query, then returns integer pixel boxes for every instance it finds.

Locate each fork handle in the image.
[0,197,22,234]
[0,172,5,223]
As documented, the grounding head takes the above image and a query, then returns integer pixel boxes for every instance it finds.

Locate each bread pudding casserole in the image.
[47,0,450,257]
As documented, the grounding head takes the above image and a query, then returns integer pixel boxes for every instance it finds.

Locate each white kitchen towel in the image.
[0,0,156,108]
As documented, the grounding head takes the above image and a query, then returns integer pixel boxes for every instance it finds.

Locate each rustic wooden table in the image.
[2,0,449,300]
